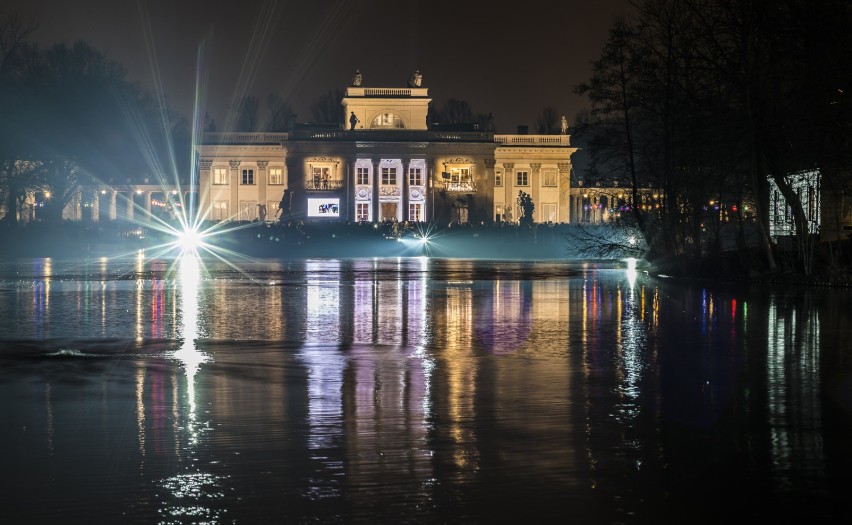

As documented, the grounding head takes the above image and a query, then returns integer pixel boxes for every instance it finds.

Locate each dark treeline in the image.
[0,11,190,226]
[574,0,852,277]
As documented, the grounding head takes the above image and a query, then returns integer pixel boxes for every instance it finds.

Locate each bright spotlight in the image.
[625,257,638,287]
[419,235,429,245]
[177,228,203,251]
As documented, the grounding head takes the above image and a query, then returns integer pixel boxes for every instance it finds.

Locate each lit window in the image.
[541,203,557,222]
[370,112,405,129]
[382,168,397,185]
[212,201,228,220]
[269,168,283,185]
[267,201,279,217]
[495,170,503,187]
[356,202,370,222]
[409,203,423,222]
[409,168,422,186]
[239,201,256,220]
[311,167,331,189]
[241,169,255,185]
[516,171,529,186]
[357,167,369,185]
[213,168,228,185]
[542,169,557,187]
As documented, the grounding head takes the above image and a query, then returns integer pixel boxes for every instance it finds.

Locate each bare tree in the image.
[266,93,295,132]
[0,10,36,81]
[535,106,560,134]
[310,88,345,125]
[235,96,259,132]
[433,99,475,125]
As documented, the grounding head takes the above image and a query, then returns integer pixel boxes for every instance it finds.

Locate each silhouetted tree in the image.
[535,106,560,134]
[235,95,259,132]
[266,93,295,132]
[310,88,345,125]
[576,0,852,276]
[433,99,474,125]
[0,21,190,224]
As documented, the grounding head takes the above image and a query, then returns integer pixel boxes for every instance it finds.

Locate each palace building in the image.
[7,74,577,227]
[197,77,577,226]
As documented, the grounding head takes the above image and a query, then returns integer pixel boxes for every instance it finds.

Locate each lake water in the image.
[1,255,851,524]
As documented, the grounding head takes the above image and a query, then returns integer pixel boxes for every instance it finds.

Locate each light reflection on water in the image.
[158,254,221,523]
[0,257,851,522]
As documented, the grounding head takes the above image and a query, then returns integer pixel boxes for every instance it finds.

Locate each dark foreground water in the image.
[1,255,851,524]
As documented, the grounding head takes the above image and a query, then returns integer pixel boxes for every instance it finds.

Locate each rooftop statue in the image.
[408,70,422,88]
[352,69,362,87]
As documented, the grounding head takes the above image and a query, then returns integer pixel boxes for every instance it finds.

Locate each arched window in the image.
[370,112,406,129]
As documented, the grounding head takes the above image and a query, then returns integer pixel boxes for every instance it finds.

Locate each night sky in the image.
[6,0,633,133]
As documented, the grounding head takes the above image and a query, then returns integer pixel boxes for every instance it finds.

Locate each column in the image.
[199,159,212,221]
[372,159,381,222]
[502,163,514,222]
[530,163,541,223]
[109,190,118,221]
[127,192,134,222]
[257,160,268,217]
[348,157,358,221]
[558,162,571,223]
[402,159,410,222]
[92,190,100,223]
[144,191,152,220]
[229,160,241,220]
[484,158,495,223]
[428,157,438,223]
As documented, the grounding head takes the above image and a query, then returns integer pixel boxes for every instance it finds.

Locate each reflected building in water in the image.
[5,258,841,521]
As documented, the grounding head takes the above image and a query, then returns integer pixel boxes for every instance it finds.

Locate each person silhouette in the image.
[349,111,359,130]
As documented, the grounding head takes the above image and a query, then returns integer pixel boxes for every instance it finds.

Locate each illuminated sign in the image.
[307,197,340,218]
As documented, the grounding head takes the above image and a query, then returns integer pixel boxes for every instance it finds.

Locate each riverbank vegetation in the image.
[574,0,852,280]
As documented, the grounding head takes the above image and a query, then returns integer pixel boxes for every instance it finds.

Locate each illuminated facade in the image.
[197,83,577,225]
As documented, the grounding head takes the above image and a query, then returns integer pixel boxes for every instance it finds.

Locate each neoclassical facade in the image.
[197,82,577,225]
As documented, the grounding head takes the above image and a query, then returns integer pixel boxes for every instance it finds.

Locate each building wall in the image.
[39,87,575,227]
[198,143,288,222]
[494,139,576,224]
[195,135,574,226]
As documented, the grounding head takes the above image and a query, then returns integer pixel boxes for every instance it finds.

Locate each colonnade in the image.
[66,187,195,223]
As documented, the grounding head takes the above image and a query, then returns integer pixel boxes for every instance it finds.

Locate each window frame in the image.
[356,202,370,222]
[213,167,228,185]
[357,167,369,185]
[409,167,422,186]
[381,167,397,185]
[541,202,558,223]
[212,200,228,220]
[241,169,255,185]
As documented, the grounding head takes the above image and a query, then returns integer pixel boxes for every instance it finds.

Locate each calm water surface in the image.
[1,255,851,524]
